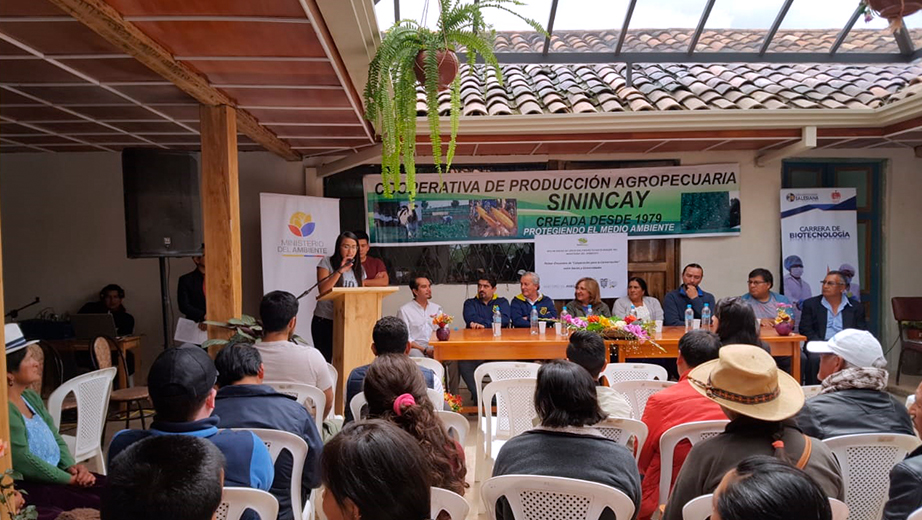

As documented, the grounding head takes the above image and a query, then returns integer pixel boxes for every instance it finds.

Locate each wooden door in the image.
[628,239,678,301]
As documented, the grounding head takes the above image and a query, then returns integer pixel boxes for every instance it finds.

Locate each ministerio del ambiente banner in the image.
[363,163,741,246]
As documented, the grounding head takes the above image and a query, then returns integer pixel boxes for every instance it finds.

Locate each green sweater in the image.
[8,389,75,484]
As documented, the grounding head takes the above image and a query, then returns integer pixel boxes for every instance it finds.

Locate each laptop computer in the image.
[70,313,119,340]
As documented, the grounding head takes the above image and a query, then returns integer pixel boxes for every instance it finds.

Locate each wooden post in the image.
[0,178,11,515]
[200,105,242,357]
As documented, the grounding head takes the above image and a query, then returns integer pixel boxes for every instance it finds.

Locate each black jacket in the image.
[78,301,135,336]
[799,295,867,341]
[795,389,915,439]
[177,269,206,322]
[884,445,922,520]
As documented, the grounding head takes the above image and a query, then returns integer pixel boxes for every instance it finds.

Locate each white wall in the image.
[0,151,305,379]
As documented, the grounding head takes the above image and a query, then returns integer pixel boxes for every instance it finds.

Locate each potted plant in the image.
[364,0,546,200]
[432,311,454,341]
[860,0,922,32]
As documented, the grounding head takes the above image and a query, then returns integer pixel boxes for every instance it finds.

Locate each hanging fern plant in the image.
[364,0,546,201]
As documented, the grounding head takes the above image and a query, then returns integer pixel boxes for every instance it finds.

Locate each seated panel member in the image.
[799,270,867,385]
[396,275,442,358]
[564,277,611,318]
[663,263,716,326]
[461,275,510,404]
[510,272,557,328]
[740,268,791,328]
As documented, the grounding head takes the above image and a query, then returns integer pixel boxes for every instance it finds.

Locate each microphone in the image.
[296,257,356,300]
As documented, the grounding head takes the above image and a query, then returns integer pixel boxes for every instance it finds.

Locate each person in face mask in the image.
[783,255,811,311]
[837,263,860,303]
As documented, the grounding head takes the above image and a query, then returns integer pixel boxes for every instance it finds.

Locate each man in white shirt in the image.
[397,276,442,358]
[255,290,334,417]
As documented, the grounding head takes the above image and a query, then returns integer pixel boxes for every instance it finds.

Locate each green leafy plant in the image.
[364,0,546,200]
[1,464,38,520]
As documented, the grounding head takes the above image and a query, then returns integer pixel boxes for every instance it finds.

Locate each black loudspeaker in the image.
[123,149,202,258]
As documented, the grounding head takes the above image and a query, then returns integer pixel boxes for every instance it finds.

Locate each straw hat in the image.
[688,344,805,422]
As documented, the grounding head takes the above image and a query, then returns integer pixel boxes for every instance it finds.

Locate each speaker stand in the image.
[159,257,172,349]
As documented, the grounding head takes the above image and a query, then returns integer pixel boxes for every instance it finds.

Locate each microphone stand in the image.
[296,260,354,300]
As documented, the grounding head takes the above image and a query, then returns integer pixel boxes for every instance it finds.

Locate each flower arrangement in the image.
[1,440,37,520]
[774,303,794,325]
[558,313,656,344]
[443,392,463,413]
[431,312,454,328]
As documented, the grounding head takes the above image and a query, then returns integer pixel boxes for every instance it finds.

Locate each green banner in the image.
[364,163,740,245]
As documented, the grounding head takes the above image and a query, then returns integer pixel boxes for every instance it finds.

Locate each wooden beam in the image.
[44,0,301,161]
[0,174,10,517]
[201,105,243,356]
[317,143,382,178]
[756,126,817,166]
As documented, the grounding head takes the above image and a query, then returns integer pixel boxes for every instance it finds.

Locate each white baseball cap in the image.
[806,329,885,368]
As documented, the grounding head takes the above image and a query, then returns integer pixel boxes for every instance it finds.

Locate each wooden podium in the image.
[318,286,399,413]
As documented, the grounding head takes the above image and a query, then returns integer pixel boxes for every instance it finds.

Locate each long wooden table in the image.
[432,326,804,382]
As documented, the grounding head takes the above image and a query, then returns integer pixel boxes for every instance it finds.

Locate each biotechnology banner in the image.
[363,163,741,245]
[535,233,629,300]
[260,193,340,340]
[779,188,860,312]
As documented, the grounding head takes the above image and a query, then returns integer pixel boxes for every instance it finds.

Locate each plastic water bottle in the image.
[630,304,638,319]
[685,304,694,332]
[493,305,502,337]
[530,305,540,335]
[587,304,594,316]
[701,303,712,331]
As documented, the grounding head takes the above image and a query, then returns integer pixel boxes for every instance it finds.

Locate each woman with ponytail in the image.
[363,354,467,496]
[663,345,843,520]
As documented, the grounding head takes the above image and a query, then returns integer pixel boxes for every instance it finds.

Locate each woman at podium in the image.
[312,231,365,362]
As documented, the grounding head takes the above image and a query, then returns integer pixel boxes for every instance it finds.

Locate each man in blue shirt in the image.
[510,271,557,328]
[740,268,792,327]
[799,270,867,384]
[460,275,511,404]
[108,346,275,496]
[663,263,717,326]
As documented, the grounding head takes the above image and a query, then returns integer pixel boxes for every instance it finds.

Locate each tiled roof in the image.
[415,29,922,116]
[493,28,922,54]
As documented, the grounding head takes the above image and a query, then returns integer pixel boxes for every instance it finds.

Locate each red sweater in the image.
[638,374,726,520]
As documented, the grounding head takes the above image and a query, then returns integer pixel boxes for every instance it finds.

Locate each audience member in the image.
[712,456,833,520]
[663,264,716,326]
[396,275,442,358]
[614,276,664,322]
[6,324,105,518]
[510,271,557,327]
[663,345,843,520]
[213,342,323,520]
[782,254,811,311]
[796,329,912,438]
[177,249,207,326]
[344,317,442,422]
[714,298,763,348]
[78,284,134,336]
[354,230,389,287]
[314,232,365,362]
[564,277,612,317]
[882,380,922,520]
[800,270,868,385]
[108,345,274,493]
[102,435,224,520]
[492,360,641,520]
[363,354,467,496]
[740,268,791,328]
[257,290,334,417]
[461,275,510,404]
[565,330,632,419]
[321,420,431,520]
[637,330,725,520]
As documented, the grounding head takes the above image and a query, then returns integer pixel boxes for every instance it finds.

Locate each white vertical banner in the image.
[534,233,629,300]
[260,193,340,340]
[780,188,860,312]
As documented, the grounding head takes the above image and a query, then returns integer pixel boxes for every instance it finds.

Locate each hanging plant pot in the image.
[867,0,922,19]
[414,49,460,91]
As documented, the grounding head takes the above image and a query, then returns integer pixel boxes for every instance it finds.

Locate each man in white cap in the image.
[795,329,913,439]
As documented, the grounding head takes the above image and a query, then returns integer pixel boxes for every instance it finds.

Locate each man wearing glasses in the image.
[740,268,792,328]
[799,270,868,384]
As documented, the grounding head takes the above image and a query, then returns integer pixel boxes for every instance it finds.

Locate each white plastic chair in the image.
[431,486,470,520]
[682,494,849,520]
[327,363,338,393]
[412,357,446,387]
[907,394,916,409]
[602,363,668,384]
[610,380,675,419]
[264,381,325,433]
[437,409,470,446]
[907,506,922,520]
[658,420,729,510]
[473,363,540,446]
[349,392,367,422]
[233,428,308,520]
[802,384,823,399]
[594,417,648,462]
[481,474,635,520]
[216,487,279,520]
[823,433,922,520]
[47,367,116,474]
[479,378,537,481]
[428,387,445,408]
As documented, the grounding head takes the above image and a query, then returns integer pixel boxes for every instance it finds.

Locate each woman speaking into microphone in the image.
[312,231,365,362]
